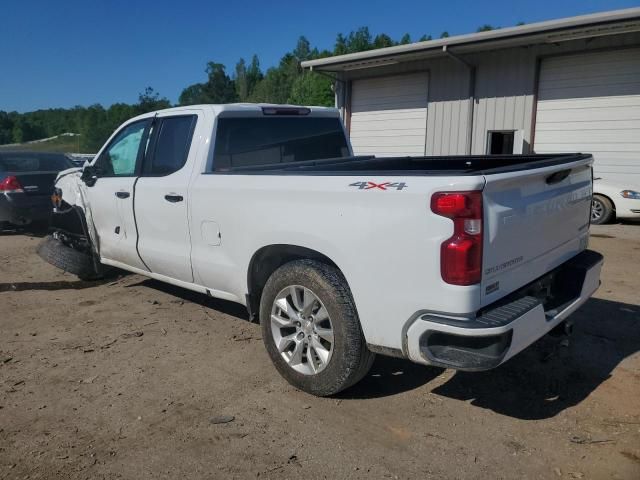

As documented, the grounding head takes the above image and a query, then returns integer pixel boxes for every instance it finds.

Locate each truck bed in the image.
[215,153,591,176]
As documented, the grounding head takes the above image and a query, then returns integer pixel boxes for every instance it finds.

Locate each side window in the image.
[143,115,196,176]
[95,121,148,176]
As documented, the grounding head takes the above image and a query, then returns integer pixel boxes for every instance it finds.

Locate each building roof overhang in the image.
[301,8,640,72]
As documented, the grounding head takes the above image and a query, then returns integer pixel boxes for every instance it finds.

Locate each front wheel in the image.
[37,235,109,280]
[259,259,374,396]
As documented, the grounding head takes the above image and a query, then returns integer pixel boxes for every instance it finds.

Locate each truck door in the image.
[84,119,150,270]
[134,112,200,283]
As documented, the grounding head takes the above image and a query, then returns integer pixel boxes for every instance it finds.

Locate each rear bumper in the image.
[404,249,603,370]
[0,192,51,225]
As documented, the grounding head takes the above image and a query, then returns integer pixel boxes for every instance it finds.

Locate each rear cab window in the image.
[212,116,350,171]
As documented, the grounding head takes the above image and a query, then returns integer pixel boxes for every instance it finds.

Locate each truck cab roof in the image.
[126,103,340,124]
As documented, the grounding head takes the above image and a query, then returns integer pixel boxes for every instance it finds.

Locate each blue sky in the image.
[2,0,638,112]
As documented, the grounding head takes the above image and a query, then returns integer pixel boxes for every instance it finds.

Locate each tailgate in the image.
[481,156,593,306]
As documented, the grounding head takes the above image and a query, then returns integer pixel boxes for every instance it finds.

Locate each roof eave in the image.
[301,7,640,72]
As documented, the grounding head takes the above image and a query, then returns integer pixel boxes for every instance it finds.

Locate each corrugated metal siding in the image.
[471,49,536,154]
[534,48,640,183]
[336,31,640,157]
[425,59,470,155]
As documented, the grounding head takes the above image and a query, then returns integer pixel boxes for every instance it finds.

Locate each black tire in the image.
[37,235,108,281]
[259,259,375,396]
[591,194,614,225]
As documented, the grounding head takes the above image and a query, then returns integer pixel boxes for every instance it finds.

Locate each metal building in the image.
[301,8,640,184]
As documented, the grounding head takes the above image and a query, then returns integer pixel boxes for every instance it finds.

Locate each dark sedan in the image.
[0,151,75,228]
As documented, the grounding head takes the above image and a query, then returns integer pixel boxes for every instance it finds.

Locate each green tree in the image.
[0,111,15,144]
[179,84,206,106]
[477,24,498,32]
[440,31,450,38]
[334,33,348,55]
[11,117,44,143]
[79,105,109,152]
[293,36,312,61]
[235,58,249,101]
[346,27,372,52]
[249,53,299,104]
[373,34,395,49]
[136,87,171,114]
[419,34,432,42]
[106,103,136,136]
[179,62,238,105]
[246,54,263,97]
[399,33,411,44]
[288,73,333,107]
[204,62,238,103]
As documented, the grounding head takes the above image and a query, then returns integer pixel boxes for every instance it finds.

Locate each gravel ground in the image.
[0,225,639,479]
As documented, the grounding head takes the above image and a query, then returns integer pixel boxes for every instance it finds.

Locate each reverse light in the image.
[620,190,640,200]
[0,176,24,193]
[431,191,483,286]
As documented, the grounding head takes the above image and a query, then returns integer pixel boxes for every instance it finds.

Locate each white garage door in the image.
[349,72,429,157]
[534,48,640,184]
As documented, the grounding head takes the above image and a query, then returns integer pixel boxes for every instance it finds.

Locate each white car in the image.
[39,104,602,396]
[591,179,640,225]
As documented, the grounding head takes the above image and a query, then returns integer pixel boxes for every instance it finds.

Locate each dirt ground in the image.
[1,224,639,480]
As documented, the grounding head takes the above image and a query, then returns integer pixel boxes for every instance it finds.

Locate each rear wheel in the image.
[260,259,374,396]
[591,194,614,225]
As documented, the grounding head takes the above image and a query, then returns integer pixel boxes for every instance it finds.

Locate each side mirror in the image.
[81,165,98,187]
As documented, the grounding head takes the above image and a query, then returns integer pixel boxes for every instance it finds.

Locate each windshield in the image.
[213,117,350,170]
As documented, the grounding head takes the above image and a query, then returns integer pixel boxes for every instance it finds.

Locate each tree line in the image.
[1,24,505,152]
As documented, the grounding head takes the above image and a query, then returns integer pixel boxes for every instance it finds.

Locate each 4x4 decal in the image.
[349,181,407,191]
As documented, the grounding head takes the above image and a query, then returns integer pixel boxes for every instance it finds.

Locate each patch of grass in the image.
[0,135,90,153]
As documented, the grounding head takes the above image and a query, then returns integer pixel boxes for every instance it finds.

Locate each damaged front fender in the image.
[51,168,100,256]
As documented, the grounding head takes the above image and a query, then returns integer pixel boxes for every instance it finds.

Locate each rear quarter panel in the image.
[189,173,485,350]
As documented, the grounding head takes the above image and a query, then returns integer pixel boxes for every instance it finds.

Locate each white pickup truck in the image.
[41,104,603,396]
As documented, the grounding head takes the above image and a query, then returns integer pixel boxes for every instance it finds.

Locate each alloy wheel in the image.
[270,285,334,375]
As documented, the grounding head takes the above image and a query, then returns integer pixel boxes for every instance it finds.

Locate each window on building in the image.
[487,131,515,155]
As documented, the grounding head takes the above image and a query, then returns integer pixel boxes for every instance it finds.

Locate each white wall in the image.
[337,31,640,157]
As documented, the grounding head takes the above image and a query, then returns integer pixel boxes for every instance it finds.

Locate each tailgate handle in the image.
[546,169,571,185]
[115,191,130,199]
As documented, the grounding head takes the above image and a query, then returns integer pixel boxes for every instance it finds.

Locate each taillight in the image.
[0,176,24,193]
[431,191,483,286]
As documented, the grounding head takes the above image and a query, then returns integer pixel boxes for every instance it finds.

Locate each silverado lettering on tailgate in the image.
[484,256,524,276]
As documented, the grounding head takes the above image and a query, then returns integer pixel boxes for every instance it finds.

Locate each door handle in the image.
[115,191,130,199]
[164,194,184,203]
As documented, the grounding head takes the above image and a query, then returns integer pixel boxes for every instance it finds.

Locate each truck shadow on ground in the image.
[0,279,108,292]
[127,278,252,321]
[338,298,640,420]
[0,224,49,237]
[127,278,640,420]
